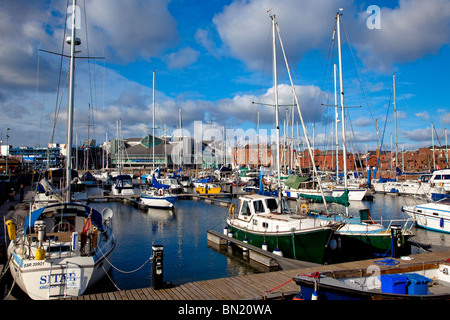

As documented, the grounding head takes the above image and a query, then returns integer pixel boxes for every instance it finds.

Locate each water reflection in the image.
[87,195,258,293]
[9,186,450,298]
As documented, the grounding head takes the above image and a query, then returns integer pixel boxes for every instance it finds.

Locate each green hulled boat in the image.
[226,193,341,264]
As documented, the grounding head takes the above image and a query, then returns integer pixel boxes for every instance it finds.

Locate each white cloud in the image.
[163,47,200,69]
[213,0,346,71]
[353,0,450,72]
[415,111,430,121]
[195,28,221,59]
[402,127,432,142]
[85,0,178,63]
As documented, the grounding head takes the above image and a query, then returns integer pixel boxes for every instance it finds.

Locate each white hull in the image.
[111,186,139,196]
[402,198,450,233]
[331,188,367,201]
[9,244,114,300]
[373,180,445,199]
[141,196,175,208]
[7,202,115,300]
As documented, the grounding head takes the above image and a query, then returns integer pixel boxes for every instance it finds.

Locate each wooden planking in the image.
[69,249,450,301]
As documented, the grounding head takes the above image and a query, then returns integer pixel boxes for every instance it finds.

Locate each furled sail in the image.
[300,189,350,207]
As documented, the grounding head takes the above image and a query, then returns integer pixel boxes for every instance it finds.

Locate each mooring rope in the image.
[102,265,121,292]
[97,243,153,274]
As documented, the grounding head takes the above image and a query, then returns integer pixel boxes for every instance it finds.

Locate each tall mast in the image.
[66,0,78,202]
[271,14,281,206]
[336,9,348,215]
[432,121,435,170]
[393,73,398,176]
[334,63,339,182]
[152,70,155,171]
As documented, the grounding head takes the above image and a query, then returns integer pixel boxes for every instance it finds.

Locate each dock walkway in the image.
[69,248,450,300]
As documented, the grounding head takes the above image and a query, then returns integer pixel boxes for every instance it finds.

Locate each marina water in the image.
[8,188,450,299]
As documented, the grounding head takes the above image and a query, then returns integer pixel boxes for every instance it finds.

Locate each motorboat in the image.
[402,197,450,233]
[294,260,450,300]
[226,193,342,264]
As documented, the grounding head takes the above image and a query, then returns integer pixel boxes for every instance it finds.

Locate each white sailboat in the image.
[140,188,177,209]
[5,1,115,299]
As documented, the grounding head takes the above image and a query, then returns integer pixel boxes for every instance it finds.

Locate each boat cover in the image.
[152,174,170,189]
[300,189,350,207]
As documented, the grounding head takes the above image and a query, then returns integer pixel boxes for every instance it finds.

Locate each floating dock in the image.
[67,249,450,300]
[3,186,450,301]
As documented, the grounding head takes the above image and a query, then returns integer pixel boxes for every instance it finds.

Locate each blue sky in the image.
[0,0,449,154]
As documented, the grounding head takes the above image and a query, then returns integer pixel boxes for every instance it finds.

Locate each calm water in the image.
[85,190,260,294]
[8,188,450,298]
[86,190,450,295]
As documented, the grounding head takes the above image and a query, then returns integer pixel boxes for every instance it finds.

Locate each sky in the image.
[0,0,449,154]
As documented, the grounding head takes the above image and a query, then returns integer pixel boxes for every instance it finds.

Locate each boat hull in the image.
[403,204,450,233]
[226,223,333,264]
[331,188,367,201]
[283,189,333,200]
[332,232,412,261]
[141,194,177,208]
[195,187,221,194]
[8,240,115,300]
[294,261,450,300]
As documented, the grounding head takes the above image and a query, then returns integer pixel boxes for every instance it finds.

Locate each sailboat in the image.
[304,10,413,260]
[140,174,178,209]
[226,14,342,264]
[6,1,115,299]
[139,72,177,209]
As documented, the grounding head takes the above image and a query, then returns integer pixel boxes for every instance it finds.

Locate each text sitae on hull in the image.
[5,1,115,300]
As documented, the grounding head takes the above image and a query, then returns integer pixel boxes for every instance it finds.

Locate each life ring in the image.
[229,204,236,216]
[158,189,163,196]
[301,203,309,214]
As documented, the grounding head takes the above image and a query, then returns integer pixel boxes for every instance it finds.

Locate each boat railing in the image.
[366,217,415,233]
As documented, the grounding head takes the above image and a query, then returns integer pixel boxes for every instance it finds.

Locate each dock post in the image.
[390,225,402,258]
[152,244,164,289]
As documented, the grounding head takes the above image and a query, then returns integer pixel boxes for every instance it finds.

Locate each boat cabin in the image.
[430,169,450,191]
[237,194,290,220]
[25,203,104,235]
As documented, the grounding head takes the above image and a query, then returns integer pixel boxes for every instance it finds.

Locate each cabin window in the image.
[253,220,258,226]
[241,202,251,216]
[262,222,268,228]
[266,199,278,211]
[253,200,265,214]
[444,175,450,180]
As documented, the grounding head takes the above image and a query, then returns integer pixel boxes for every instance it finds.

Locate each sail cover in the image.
[284,175,310,189]
[152,174,170,190]
[300,189,350,207]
